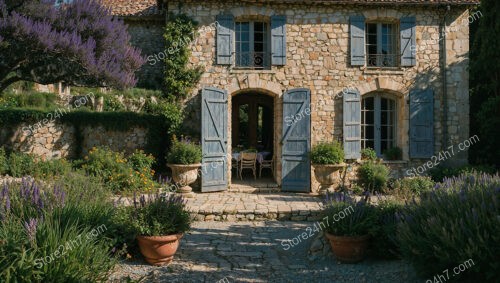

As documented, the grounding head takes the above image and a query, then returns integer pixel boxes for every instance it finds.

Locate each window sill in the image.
[362,67,406,76]
[230,69,275,74]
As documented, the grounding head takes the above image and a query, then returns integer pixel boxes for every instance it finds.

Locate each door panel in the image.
[201,87,228,192]
[281,88,311,192]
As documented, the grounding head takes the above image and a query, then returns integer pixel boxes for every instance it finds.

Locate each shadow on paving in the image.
[111,221,420,283]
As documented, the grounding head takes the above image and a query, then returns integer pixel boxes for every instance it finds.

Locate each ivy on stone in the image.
[164,13,203,101]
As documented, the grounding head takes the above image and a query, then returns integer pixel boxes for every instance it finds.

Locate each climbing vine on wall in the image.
[164,13,203,101]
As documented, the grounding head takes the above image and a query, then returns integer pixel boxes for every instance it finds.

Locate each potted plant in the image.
[322,192,377,263]
[166,136,202,197]
[310,142,345,194]
[131,193,191,266]
[360,148,377,162]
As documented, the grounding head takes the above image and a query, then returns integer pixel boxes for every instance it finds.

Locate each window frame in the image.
[365,21,399,68]
[234,20,271,69]
[361,93,398,156]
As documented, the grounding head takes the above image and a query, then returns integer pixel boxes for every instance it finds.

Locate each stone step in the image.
[190,210,323,222]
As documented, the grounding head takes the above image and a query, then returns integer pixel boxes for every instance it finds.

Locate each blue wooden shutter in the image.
[271,15,287,66]
[400,17,416,66]
[281,88,310,192]
[350,16,365,66]
[201,87,228,192]
[343,89,361,159]
[410,88,434,158]
[216,15,234,65]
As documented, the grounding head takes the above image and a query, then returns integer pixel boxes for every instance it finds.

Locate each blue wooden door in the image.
[281,88,311,192]
[201,87,228,192]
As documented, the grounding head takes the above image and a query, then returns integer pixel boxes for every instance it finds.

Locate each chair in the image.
[239,152,257,180]
[231,158,239,178]
[259,157,274,178]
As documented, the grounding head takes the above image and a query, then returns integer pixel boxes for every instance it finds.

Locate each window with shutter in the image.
[400,17,416,67]
[343,89,362,159]
[409,88,434,158]
[216,15,234,65]
[350,16,366,66]
[271,15,286,66]
[361,94,397,156]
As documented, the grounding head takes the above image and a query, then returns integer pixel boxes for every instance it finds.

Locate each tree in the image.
[469,0,500,167]
[0,0,145,93]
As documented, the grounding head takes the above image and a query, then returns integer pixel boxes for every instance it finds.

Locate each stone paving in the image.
[186,192,324,222]
[109,221,420,283]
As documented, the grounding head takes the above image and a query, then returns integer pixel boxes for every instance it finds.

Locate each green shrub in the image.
[361,148,377,161]
[428,164,497,182]
[310,142,344,165]
[391,176,435,201]
[8,152,36,177]
[370,200,405,259]
[0,91,58,110]
[383,146,402,160]
[0,147,8,175]
[129,193,191,236]
[143,100,184,135]
[166,136,202,165]
[128,149,155,173]
[397,173,500,281]
[80,147,157,193]
[358,161,390,192]
[33,159,73,180]
[102,95,125,112]
[322,192,378,237]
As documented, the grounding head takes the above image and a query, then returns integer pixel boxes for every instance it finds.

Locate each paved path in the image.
[115,192,325,222]
[186,192,324,221]
[109,221,419,283]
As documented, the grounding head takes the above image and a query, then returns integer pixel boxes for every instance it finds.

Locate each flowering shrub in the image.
[81,147,157,193]
[397,173,500,280]
[129,192,191,236]
[0,176,122,282]
[166,136,202,165]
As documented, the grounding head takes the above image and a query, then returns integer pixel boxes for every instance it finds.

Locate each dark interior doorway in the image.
[232,92,274,152]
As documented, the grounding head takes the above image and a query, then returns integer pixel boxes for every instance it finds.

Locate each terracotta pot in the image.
[137,234,183,266]
[324,232,370,263]
[312,163,345,194]
[167,163,201,197]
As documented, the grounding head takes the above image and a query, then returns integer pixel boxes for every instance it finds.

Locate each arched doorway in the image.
[232,92,274,152]
[231,91,276,184]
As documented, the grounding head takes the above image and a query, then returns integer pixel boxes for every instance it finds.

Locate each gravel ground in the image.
[108,221,420,283]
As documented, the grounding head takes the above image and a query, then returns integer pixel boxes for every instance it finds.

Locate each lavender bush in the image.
[129,192,191,236]
[0,175,123,281]
[397,173,500,280]
[321,192,378,237]
[0,0,144,92]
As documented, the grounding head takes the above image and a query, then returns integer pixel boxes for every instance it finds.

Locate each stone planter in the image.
[137,234,183,266]
[312,163,345,195]
[324,232,370,263]
[167,163,201,198]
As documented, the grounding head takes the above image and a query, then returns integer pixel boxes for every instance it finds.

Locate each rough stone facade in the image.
[126,19,165,90]
[163,1,471,189]
[0,122,148,160]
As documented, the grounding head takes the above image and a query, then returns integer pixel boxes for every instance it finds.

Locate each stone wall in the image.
[164,1,470,186]
[126,19,165,90]
[0,122,148,160]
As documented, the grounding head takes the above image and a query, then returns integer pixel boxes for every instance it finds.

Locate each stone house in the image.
[105,0,478,193]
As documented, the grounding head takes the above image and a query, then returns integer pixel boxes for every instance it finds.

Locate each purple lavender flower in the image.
[23,218,38,243]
